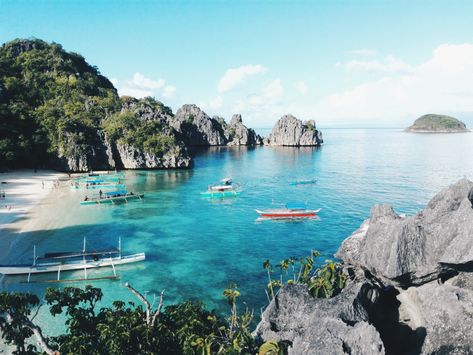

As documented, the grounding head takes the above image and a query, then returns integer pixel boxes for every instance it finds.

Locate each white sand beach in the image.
[0,170,66,231]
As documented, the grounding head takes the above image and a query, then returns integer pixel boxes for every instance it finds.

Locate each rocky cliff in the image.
[265,115,323,146]
[108,97,192,169]
[255,179,473,354]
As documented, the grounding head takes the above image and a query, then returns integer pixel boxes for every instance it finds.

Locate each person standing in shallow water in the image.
[99,190,103,198]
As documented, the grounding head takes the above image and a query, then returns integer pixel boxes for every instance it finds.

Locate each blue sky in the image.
[1,0,473,128]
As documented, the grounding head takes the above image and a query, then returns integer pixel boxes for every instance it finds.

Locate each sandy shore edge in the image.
[0,170,67,231]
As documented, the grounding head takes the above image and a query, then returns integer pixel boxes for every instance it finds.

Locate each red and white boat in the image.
[256,202,321,220]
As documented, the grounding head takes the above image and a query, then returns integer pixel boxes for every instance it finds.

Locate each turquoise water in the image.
[1,128,473,331]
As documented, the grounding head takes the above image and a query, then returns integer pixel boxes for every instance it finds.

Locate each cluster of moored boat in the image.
[73,172,144,206]
[201,177,321,220]
[0,173,319,283]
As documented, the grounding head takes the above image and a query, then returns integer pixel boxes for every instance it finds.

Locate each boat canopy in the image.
[84,179,105,183]
[221,178,232,184]
[38,248,119,261]
[105,190,128,197]
[285,202,307,210]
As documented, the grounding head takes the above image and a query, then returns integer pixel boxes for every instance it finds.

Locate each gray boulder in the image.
[266,115,323,146]
[254,283,385,355]
[226,114,263,146]
[398,273,473,354]
[171,104,227,146]
[337,179,473,286]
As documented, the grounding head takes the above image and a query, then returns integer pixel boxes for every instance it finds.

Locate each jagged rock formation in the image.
[171,105,262,146]
[256,179,473,354]
[265,115,323,146]
[405,114,469,133]
[171,104,227,146]
[115,144,190,169]
[226,114,263,146]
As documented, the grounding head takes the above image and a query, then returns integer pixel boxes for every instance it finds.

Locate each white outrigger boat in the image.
[200,178,241,198]
[0,238,145,283]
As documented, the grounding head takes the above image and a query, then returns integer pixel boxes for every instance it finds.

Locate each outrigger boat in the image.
[71,181,126,190]
[256,202,321,220]
[289,178,317,186]
[81,190,144,205]
[0,238,145,283]
[200,178,241,198]
[75,172,124,183]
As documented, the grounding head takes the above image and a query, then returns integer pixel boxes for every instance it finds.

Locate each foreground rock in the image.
[405,114,469,133]
[266,115,323,146]
[256,179,473,354]
[254,282,385,355]
[337,178,473,286]
[398,274,473,354]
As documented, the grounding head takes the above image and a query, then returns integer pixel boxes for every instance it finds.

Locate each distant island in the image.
[405,114,470,133]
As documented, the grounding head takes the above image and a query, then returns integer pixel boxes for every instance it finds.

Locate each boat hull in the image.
[0,253,146,275]
[80,194,144,205]
[255,208,321,219]
[200,191,240,198]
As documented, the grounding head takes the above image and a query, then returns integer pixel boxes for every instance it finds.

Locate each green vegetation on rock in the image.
[406,114,469,132]
[0,38,120,170]
[103,97,177,156]
[263,250,347,301]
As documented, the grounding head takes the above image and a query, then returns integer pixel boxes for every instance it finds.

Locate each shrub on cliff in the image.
[103,100,179,157]
[263,250,347,301]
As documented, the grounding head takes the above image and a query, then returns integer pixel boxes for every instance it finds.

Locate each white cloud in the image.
[316,43,473,124]
[350,48,378,56]
[163,85,176,99]
[294,81,308,95]
[248,78,283,106]
[199,96,224,111]
[128,72,165,90]
[110,78,119,87]
[218,64,268,93]
[337,55,414,74]
[114,72,177,100]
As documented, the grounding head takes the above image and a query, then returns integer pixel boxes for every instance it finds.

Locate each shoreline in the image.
[0,170,67,231]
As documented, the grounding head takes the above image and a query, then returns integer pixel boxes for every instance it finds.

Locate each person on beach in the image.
[99,190,103,198]
[42,181,44,189]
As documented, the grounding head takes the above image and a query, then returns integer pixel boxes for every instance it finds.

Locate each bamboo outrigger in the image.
[200,178,241,198]
[80,190,144,205]
[0,238,145,283]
